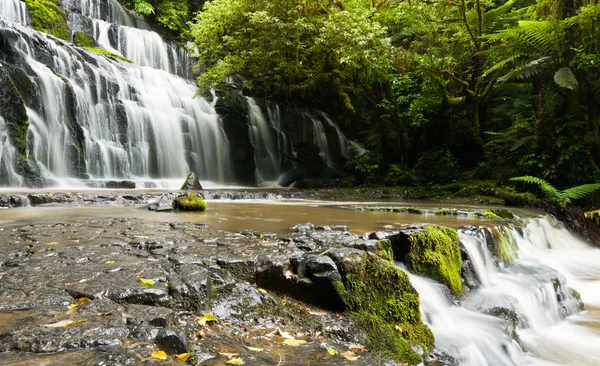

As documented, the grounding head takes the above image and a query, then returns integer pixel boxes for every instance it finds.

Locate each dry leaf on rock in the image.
[138,278,155,287]
[341,351,360,361]
[225,359,244,365]
[282,338,307,346]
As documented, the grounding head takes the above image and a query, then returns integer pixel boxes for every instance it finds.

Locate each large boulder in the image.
[389,226,463,297]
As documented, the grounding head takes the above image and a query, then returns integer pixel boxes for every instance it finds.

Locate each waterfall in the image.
[0,0,28,26]
[402,217,600,366]
[245,97,350,184]
[0,12,232,187]
[0,116,24,186]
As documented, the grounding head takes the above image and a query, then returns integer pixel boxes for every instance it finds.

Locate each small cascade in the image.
[402,217,600,366]
[0,116,24,186]
[247,97,284,183]
[0,0,28,26]
[245,97,350,183]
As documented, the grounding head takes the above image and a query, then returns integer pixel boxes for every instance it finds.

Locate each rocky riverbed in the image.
[0,196,469,366]
[0,191,588,366]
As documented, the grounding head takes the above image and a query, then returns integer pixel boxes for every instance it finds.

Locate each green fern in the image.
[510,176,600,207]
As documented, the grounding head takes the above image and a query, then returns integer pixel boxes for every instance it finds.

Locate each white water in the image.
[404,217,600,365]
[0,0,28,26]
[0,116,24,186]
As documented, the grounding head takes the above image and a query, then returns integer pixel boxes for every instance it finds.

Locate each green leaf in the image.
[554,67,579,90]
[327,347,338,355]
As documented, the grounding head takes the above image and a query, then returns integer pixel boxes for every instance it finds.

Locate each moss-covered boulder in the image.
[173,193,207,212]
[73,31,94,47]
[25,0,70,40]
[391,226,463,297]
[329,250,434,364]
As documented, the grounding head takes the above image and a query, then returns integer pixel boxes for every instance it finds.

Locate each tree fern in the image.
[511,176,600,207]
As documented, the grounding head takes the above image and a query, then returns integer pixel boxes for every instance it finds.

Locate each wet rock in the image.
[180,171,203,190]
[145,193,178,212]
[108,288,169,306]
[368,231,389,240]
[212,282,263,319]
[105,180,136,189]
[425,350,460,366]
[124,305,177,327]
[291,222,315,233]
[155,327,189,355]
[167,266,211,309]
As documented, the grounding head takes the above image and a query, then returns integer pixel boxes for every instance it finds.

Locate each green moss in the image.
[73,31,94,47]
[376,239,393,261]
[479,210,501,220]
[406,226,463,297]
[490,227,518,264]
[25,0,69,40]
[330,253,434,364]
[406,207,423,214]
[491,208,515,220]
[84,47,134,63]
[174,193,207,211]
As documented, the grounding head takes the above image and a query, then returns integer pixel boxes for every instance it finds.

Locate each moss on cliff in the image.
[331,252,434,364]
[25,0,69,40]
[73,31,94,47]
[406,226,463,297]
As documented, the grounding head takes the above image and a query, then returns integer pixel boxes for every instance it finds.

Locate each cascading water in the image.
[0,7,232,187]
[402,217,600,366]
[0,0,28,26]
[245,96,350,183]
[0,116,24,186]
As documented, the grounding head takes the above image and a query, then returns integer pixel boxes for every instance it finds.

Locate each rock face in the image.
[180,171,203,190]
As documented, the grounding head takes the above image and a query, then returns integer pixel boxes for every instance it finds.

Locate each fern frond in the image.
[483,53,522,78]
[554,67,579,90]
[499,57,550,83]
[517,20,564,55]
[510,175,563,203]
[562,184,600,201]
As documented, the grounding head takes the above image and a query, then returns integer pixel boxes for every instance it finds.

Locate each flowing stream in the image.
[403,217,600,365]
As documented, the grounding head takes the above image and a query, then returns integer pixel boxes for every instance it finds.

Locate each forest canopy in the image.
[129,0,600,188]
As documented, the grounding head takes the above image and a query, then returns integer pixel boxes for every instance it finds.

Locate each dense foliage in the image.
[134,0,600,190]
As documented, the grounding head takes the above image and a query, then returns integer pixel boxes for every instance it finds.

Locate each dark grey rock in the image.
[155,328,189,355]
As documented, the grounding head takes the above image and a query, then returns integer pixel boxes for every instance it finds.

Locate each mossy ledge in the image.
[84,47,134,63]
[174,193,207,212]
[392,226,463,297]
[329,252,434,364]
[24,0,69,40]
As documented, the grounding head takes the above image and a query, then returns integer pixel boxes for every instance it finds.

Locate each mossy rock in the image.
[392,226,463,297]
[73,31,94,47]
[329,251,434,364]
[174,193,207,212]
[25,0,70,40]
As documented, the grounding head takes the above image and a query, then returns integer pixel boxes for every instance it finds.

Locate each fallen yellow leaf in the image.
[98,312,112,317]
[138,278,155,287]
[395,325,403,333]
[243,345,263,352]
[195,313,217,326]
[327,347,338,356]
[341,351,360,361]
[151,350,167,360]
[282,338,307,346]
[308,310,327,316]
[105,260,115,265]
[219,352,239,358]
[258,288,268,294]
[46,242,59,245]
[177,353,190,361]
[225,358,244,365]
